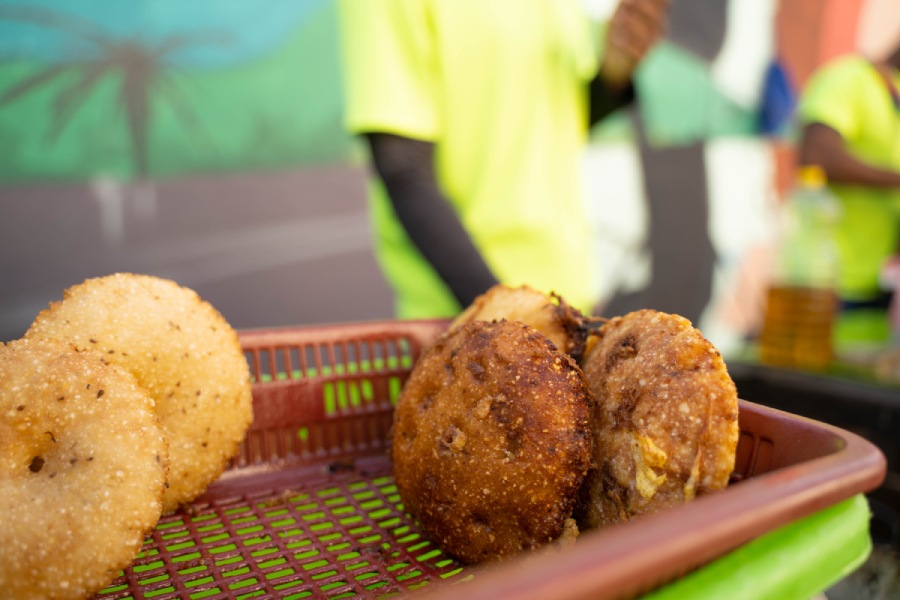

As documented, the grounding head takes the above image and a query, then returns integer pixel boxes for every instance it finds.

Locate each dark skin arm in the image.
[590,0,669,125]
[800,49,900,188]
[589,75,635,125]
[799,122,900,188]
[365,132,498,309]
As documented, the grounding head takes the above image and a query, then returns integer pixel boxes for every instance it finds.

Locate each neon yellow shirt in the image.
[338,0,600,317]
[798,55,900,301]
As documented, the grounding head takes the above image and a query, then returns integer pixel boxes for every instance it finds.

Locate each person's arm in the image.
[589,0,669,126]
[365,132,499,308]
[799,122,900,188]
[588,78,635,126]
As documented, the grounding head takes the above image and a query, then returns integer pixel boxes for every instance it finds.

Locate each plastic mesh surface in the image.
[97,458,466,599]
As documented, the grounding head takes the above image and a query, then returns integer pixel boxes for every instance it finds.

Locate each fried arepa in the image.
[0,338,167,600]
[392,320,593,564]
[575,309,739,529]
[26,273,253,514]
[450,284,588,359]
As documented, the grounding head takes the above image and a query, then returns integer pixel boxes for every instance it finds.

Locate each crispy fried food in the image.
[450,284,589,359]
[392,320,594,564]
[0,338,167,600]
[575,309,739,529]
[26,273,253,514]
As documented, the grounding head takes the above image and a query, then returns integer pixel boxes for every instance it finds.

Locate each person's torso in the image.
[800,56,900,298]
[425,0,597,228]
[840,61,900,173]
[380,0,602,315]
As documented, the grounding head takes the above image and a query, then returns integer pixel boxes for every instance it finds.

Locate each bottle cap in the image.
[797,165,827,188]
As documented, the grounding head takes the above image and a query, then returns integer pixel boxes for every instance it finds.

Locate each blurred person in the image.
[797,37,900,348]
[338,0,668,319]
[602,0,730,328]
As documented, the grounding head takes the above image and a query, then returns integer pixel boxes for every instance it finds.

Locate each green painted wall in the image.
[0,2,353,182]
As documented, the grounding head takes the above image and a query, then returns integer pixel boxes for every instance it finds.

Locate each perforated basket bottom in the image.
[96,456,466,600]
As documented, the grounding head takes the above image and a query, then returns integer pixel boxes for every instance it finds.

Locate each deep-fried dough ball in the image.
[0,338,167,600]
[392,320,594,564]
[450,284,588,359]
[26,273,253,513]
[575,309,739,529]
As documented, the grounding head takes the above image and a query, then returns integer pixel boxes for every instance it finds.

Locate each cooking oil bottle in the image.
[759,165,841,371]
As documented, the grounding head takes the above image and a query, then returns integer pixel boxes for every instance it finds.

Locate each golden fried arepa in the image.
[26,273,253,513]
[0,338,167,600]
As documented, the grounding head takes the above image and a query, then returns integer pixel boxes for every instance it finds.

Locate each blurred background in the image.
[0,0,389,340]
[1,0,899,593]
[0,0,894,349]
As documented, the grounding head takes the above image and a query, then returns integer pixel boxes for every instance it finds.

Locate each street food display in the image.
[393,285,740,564]
[1,280,868,597]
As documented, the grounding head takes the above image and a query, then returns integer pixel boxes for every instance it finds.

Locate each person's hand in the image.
[599,0,670,89]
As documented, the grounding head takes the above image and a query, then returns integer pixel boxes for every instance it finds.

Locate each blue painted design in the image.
[0,0,326,68]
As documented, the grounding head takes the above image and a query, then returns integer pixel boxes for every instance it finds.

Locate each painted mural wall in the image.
[0,0,393,343]
[0,0,351,180]
[0,0,894,352]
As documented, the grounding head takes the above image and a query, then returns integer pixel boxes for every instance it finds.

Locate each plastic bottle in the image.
[759,165,841,371]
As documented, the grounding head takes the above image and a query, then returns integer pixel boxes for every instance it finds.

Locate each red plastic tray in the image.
[95,319,886,600]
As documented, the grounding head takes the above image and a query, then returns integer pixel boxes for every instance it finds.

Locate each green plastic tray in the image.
[644,494,871,600]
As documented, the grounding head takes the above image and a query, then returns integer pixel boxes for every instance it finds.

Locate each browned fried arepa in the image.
[450,284,589,360]
[575,309,739,529]
[392,320,594,564]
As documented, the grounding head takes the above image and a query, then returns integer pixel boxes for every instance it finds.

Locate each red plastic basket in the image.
[95,319,886,600]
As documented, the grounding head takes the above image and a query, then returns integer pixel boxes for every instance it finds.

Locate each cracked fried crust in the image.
[575,309,739,529]
[392,320,594,564]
